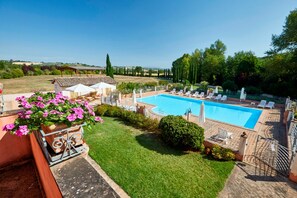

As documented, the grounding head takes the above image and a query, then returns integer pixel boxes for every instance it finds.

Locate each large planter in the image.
[41,124,83,154]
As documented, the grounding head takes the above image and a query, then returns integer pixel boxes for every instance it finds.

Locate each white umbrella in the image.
[90,82,116,95]
[190,85,193,91]
[90,82,116,90]
[154,86,157,92]
[214,86,218,94]
[240,87,245,101]
[132,89,137,104]
[66,84,95,96]
[140,89,143,98]
[199,102,205,123]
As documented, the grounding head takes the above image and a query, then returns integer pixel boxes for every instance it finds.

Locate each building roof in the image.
[68,66,105,70]
[52,76,117,87]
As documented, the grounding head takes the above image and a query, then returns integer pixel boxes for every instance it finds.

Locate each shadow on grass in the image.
[135,133,186,156]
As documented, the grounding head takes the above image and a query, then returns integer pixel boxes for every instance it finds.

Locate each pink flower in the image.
[25,110,33,115]
[15,125,29,136]
[67,114,77,122]
[36,102,45,108]
[43,111,48,118]
[95,116,103,123]
[16,96,26,102]
[37,96,43,101]
[21,101,32,109]
[2,123,15,131]
[50,110,59,114]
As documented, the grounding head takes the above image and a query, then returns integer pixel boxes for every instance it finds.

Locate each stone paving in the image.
[218,162,297,198]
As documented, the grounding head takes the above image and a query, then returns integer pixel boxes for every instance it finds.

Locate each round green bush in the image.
[159,115,204,150]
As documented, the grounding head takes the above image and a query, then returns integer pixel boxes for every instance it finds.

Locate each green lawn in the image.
[84,117,234,198]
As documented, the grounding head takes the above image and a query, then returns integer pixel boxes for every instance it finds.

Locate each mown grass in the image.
[84,117,234,198]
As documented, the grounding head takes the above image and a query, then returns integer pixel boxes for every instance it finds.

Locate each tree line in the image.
[171,9,297,98]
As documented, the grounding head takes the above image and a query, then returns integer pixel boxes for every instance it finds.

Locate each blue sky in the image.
[0,0,296,68]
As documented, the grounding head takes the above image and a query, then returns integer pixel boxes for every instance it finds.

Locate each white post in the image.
[237,132,248,161]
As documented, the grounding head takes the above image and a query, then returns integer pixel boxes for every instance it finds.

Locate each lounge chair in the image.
[198,92,205,98]
[215,128,233,144]
[257,100,267,108]
[206,92,214,99]
[215,94,222,101]
[265,101,275,109]
[192,91,199,97]
[221,95,227,102]
[170,89,176,94]
[176,90,183,95]
[184,91,191,97]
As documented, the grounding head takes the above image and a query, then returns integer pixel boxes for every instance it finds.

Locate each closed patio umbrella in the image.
[214,86,218,94]
[199,102,205,123]
[190,85,193,92]
[132,89,137,104]
[140,89,143,98]
[240,87,246,101]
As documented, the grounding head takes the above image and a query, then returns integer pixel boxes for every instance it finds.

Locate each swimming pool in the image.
[137,94,262,129]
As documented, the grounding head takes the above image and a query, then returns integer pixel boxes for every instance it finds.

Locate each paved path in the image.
[219,162,297,198]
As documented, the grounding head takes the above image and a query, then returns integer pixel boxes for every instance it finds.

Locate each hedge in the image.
[159,115,204,150]
[95,104,159,132]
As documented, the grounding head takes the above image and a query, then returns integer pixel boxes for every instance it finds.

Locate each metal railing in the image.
[34,123,86,166]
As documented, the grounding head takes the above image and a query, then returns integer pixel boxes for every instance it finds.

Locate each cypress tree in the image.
[106,54,114,78]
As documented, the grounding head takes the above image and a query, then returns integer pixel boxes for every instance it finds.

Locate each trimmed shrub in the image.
[95,104,159,132]
[211,145,235,161]
[159,115,204,150]
[222,80,237,92]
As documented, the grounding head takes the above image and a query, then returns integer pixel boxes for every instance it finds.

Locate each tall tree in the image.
[106,54,114,78]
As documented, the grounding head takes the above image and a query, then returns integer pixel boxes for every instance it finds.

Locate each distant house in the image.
[52,76,116,93]
[59,66,105,74]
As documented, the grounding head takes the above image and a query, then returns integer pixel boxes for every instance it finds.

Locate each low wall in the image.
[30,133,62,198]
[0,114,32,167]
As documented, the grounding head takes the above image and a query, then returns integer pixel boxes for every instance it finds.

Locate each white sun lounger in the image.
[206,92,214,99]
[215,128,233,144]
[192,91,199,97]
[221,95,227,102]
[176,90,183,95]
[257,100,267,108]
[170,89,176,94]
[198,92,204,98]
[184,91,191,97]
[215,94,222,101]
[265,101,275,109]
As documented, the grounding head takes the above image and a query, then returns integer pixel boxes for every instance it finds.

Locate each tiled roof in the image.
[52,77,117,87]
[68,66,105,70]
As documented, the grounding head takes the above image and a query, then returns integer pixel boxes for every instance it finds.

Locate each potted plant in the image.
[2,92,103,153]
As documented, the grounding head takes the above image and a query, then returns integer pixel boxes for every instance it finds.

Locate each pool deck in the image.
[122,91,285,164]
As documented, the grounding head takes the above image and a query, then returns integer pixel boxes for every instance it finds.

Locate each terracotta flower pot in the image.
[41,124,83,154]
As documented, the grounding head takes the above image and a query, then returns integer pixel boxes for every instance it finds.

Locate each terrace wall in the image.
[0,114,32,167]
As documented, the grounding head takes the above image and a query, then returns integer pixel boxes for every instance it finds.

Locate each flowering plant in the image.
[3,92,103,136]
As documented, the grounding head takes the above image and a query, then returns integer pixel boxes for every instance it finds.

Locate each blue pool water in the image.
[137,94,262,129]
